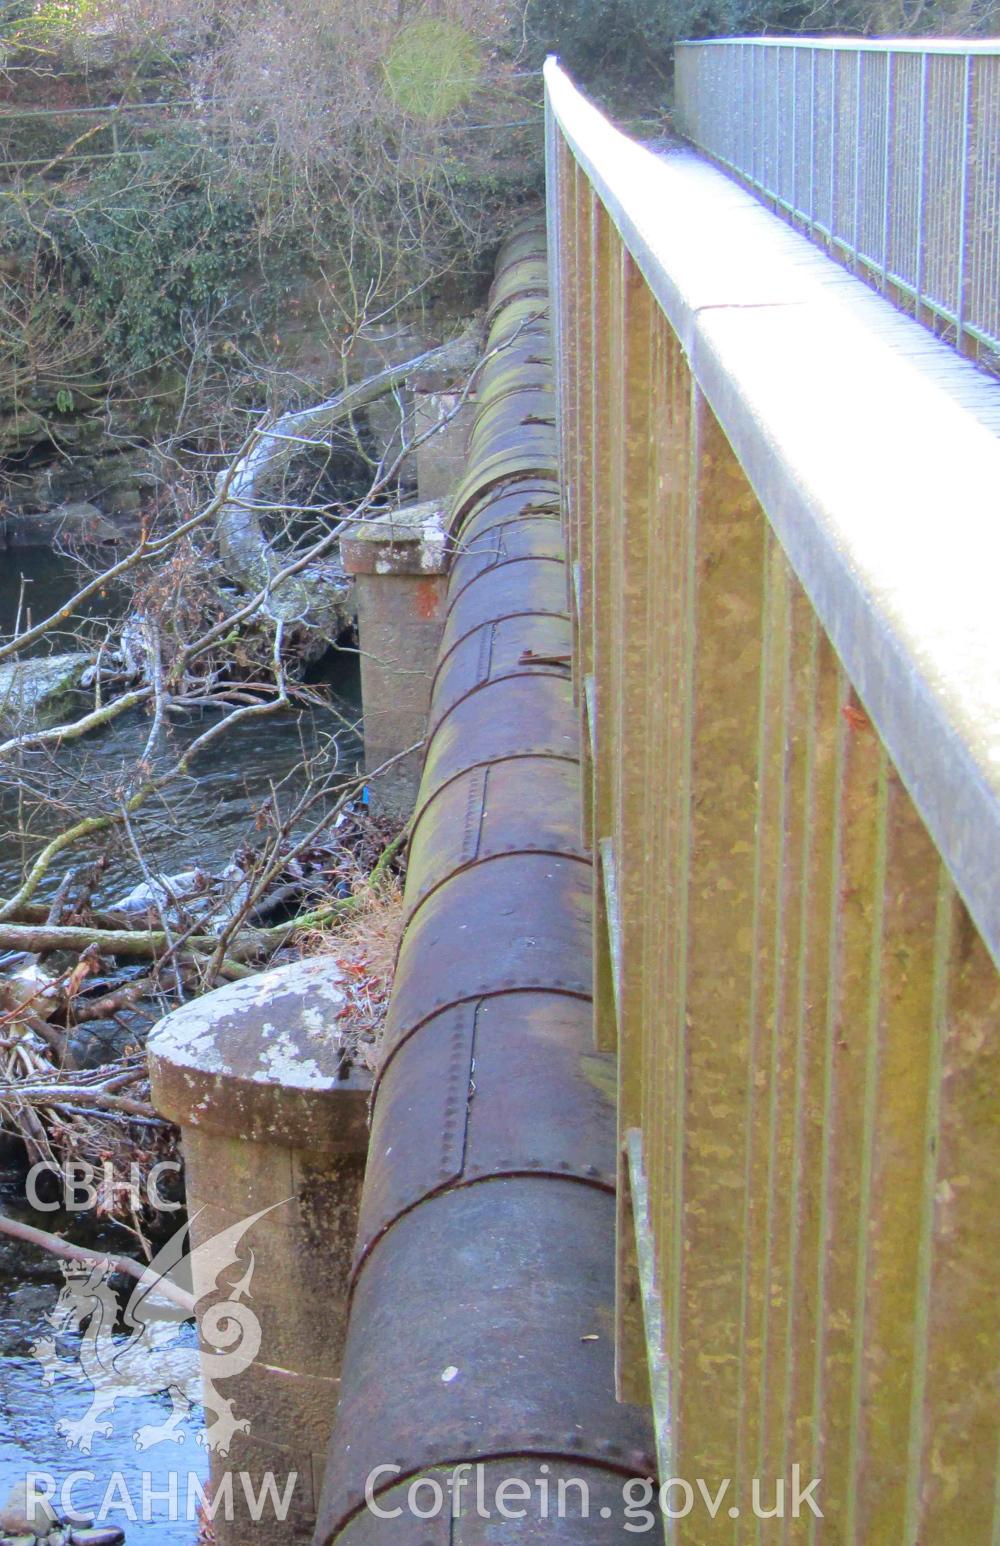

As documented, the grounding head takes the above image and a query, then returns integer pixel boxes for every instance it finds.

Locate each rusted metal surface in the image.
[473,360,554,411]
[448,440,557,529]
[435,551,568,667]
[484,292,550,346]
[319,1183,654,1536]
[455,480,561,541]
[471,364,555,429]
[447,515,566,601]
[405,761,587,924]
[416,675,580,813]
[466,401,556,460]
[426,616,572,744]
[447,276,558,527]
[450,464,559,532]
[316,223,654,1541]
[458,501,561,553]
[484,254,549,322]
[379,852,593,1075]
[487,218,548,272]
[353,992,617,1272]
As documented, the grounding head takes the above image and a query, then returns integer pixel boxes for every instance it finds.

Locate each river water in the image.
[0,546,363,1539]
[0,548,364,903]
[0,1175,209,1544]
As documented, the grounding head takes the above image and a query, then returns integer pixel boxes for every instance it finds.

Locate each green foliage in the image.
[525,0,745,84]
[28,0,98,33]
[0,0,36,35]
[384,19,482,121]
[1,135,260,379]
[69,150,255,375]
[0,0,97,53]
[0,2,540,433]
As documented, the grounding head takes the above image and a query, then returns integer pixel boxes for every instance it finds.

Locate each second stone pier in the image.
[340,499,450,820]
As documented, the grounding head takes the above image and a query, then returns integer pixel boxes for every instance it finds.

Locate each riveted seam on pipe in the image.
[428,608,570,692]
[402,844,593,933]
[407,749,582,851]
[371,979,595,1100]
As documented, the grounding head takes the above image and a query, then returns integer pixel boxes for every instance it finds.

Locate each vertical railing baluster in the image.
[791,47,798,215]
[810,46,818,231]
[881,49,894,289]
[545,50,1000,1538]
[852,47,863,269]
[915,51,930,320]
[670,38,997,360]
[955,53,973,352]
[830,48,839,253]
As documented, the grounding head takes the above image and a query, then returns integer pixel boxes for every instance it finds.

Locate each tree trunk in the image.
[215,333,477,629]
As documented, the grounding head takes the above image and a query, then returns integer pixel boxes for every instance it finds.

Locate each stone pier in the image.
[146,957,371,1544]
[340,500,451,821]
[410,367,476,503]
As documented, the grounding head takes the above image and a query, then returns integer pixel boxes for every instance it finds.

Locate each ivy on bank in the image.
[1,134,259,380]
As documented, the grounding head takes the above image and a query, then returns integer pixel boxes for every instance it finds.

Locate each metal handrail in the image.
[546,54,1000,1538]
[675,37,1000,364]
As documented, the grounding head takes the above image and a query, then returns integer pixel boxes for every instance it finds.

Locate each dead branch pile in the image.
[0,805,405,1225]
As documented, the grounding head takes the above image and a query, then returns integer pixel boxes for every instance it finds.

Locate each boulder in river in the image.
[0,654,89,725]
[4,503,122,547]
[0,1480,57,1537]
[0,1484,125,1545]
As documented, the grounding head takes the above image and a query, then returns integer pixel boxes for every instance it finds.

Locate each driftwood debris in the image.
[0,806,404,1210]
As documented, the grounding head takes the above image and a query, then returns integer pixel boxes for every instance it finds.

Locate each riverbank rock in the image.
[1,444,154,537]
[0,654,89,724]
[0,1485,125,1545]
[0,1482,57,1537]
[2,503,123,547]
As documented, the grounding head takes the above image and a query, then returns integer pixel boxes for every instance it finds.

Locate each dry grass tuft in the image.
[296,869,404,1073]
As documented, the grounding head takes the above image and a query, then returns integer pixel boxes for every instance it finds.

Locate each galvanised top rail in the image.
[675,37,1000,366]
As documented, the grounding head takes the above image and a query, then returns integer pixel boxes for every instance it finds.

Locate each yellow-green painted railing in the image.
[545,56,1000,1544]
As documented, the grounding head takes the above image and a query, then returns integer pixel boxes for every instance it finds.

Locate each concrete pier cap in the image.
[340,497,449,581]
[147,957,372,1544]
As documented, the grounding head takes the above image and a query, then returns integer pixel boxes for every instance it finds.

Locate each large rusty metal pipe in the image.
[314,223,655,1543]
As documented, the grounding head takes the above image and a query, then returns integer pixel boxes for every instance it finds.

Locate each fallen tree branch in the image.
[212,743,420,961]
[0,1084,157,1117]
[0,436,258,666]
[367,821,410,884]
[68,979,150,1022]
[0,922,268,959]
[218,332,474,538]
[0,1212,195,1313]
[215,331,478,624]
[0,686,153,760]
[6,903,132,930]
[19,1012,75,1068]
[0,681,292,921]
